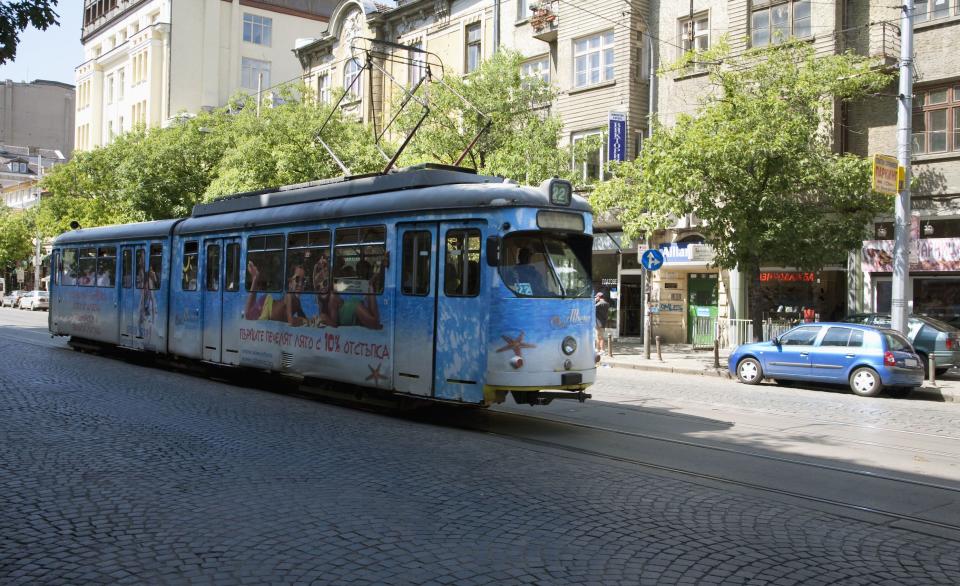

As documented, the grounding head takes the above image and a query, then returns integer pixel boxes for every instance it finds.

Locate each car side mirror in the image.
[486,236,500,267]
[771,337,780,346]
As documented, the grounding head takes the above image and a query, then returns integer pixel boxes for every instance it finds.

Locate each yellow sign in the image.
[872,154,900,195]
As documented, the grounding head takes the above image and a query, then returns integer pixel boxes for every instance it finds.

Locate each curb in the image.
[600,358,959,402]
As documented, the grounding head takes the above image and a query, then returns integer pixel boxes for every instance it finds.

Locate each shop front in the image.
[592,231,644,338]
[750,269,847,323]
[646,240,723,344]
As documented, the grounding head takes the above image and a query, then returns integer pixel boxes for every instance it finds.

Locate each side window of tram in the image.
[206,243,220,291]
[78,248,96,286]
[135,249,145,289]
[334,226,385,294]
[96,247,116,287]
[401,231,431,296]
[225,243,240,292]
[52,252,60,286]
[444,229,481,297]
[287,230,330,293]
[182,241,199,291]
[62,248,78,286]
[121,249,133,288]
[245,234,284,292]
[149,244,162,290]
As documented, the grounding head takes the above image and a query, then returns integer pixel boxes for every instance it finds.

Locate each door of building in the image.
[619,273,644,337]
[688,273,719,345]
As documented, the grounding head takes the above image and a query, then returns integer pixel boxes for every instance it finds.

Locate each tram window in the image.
[62,248,78,286]
[182,241,199,291]
[149,244,162,290]
[225,243,240,292]
[206,243,220,291]
[334,226,385,294]
[78,248,96,286]
[444,229,481,297]
[121,249,133,288]
[135,249,145,289]
[52,252,60,286]
[287,230,330,293]
[401,231,431,296]
[96,247,116,288]
[245,234,284,292]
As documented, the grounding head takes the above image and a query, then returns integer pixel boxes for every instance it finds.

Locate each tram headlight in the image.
[562,336,577,356]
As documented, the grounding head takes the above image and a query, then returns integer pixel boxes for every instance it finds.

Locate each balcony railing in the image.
[838,21,900,67]
[530,1,558,43]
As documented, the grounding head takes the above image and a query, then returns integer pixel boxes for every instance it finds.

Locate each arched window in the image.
[344,58,363,100]
[677,234,705,245]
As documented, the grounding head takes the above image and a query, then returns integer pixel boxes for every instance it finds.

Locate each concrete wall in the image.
[0,80,75,156]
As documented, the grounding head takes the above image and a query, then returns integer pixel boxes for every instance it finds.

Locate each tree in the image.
[0,0,59,64]
[0,207,34,283]
[396,50,573,186]
[592,41,894,327]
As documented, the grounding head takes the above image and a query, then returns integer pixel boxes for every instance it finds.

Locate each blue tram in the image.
[49,165,595,406]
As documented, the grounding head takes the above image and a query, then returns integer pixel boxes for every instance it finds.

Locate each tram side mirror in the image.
[486,236,501,267]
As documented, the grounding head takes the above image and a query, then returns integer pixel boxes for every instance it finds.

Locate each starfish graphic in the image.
[366,362,387,386]
[497,331,536,357]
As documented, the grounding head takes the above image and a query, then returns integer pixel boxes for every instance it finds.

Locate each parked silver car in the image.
[1,290,25,308]
[18,290,49,311]
[843,313,960,377]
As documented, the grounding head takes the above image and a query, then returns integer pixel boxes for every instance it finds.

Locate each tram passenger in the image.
[313,256,382,329]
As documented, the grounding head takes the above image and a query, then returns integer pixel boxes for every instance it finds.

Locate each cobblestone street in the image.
[2,314,960,584]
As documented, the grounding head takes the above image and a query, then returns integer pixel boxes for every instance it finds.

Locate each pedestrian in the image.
[595,292,609,353]
[802,306,816,323]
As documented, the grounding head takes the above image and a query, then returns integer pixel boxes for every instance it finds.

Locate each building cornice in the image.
[81,0,152,44]
[233,0,330,22]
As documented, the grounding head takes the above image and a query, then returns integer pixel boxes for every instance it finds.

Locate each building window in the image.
[751,0,811,48]
[245,235,284,292]
[106,75,114,103]
[344,58,363,100]
[465,23,482,73]
[517,0,529,21]
[521,55,550,86]
[680,14,710,55]
[573,31,615,88]
[317,72,331,104]
[913,85,960,154]
[241,57,271,90]
[118,69,124,99]
[107,120,113,142]
[408,40,426,87]
[286,230,330,293]
[243,13,273,46]
[572,130,605,183]
[333,226,385,294]
[914,0,952,23]
[182,241,199,291]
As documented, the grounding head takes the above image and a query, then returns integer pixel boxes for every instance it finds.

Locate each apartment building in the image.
[75,0,335,151]
[295,0,652,334]
[0,80,76,156]
[647,1,960,343]
[0,145,66,209]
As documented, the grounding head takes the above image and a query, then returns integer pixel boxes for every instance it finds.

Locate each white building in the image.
[76,0,336,151]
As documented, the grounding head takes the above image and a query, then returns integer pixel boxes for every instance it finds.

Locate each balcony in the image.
[530,1,558,43]
[838,21,900,68]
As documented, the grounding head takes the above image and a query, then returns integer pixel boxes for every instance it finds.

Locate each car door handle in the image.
[799,352,809,357]
[845,354,855,358]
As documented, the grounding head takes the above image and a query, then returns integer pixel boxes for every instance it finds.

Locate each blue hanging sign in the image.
[608,111,627,162]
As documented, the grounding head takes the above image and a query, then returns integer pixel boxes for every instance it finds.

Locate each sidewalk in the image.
[600,338,960,403]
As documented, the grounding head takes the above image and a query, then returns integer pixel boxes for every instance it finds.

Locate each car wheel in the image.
[849,367,883,397]
[736,358,763,385]
[886,386,914,398]
[917,353,930,379]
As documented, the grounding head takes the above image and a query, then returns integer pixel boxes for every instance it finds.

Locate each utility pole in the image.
[257,72,263,117]
[891,0,914,335]
[33,153,43,291]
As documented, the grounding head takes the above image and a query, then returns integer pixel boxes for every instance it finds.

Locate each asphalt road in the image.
[1,307,959,584]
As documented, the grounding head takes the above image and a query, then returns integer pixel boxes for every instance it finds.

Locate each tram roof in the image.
[53,219,180,245]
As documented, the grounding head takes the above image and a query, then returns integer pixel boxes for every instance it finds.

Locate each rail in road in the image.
[4,307,960,543]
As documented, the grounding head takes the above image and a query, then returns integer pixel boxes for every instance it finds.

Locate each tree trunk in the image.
[746,263,764,341]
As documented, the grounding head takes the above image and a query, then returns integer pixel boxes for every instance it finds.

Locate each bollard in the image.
[655,336,662,362]
[714,339,720,369]
[930,353,937,386]
[607,333,613,358]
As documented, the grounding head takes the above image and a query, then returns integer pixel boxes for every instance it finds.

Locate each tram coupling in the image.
[511,390,592,406]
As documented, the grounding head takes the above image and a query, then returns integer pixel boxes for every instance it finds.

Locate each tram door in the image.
[393,224,439,396]
[202,239,225,362]
[118,245,141,345]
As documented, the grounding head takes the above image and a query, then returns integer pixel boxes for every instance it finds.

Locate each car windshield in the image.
[500,233,592,298]
[916,315,959,332]
[883,331,913,352]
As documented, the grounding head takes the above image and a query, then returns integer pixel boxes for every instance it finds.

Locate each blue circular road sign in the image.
[640,249,664,271]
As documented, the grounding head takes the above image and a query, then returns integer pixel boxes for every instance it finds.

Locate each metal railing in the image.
[838,21,900,65]
[718,318,755,349]
[762,319,799,342]
[692,316,717,349]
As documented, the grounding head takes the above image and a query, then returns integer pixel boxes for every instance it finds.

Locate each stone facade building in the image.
[0,79,76,157]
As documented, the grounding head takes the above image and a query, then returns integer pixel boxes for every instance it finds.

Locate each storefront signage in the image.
[862,238,960,272]
[872,154,900,196]
[601,278,617,286]
[687,244,716,263]
[760,272,816,283]
[656,242,717,264]
[608,112,627,162]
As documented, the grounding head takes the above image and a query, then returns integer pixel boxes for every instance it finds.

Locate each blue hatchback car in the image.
[728,323,924,397]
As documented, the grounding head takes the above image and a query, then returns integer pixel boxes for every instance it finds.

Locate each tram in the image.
[49,165,595,406]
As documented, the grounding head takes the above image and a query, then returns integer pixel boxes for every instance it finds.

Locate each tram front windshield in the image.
[500,233,592,298]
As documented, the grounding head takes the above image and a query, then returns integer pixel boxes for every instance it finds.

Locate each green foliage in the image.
[0,0,58,64]
[396,50,572,185]
[592,41,894,272]
[0,207,34,273]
